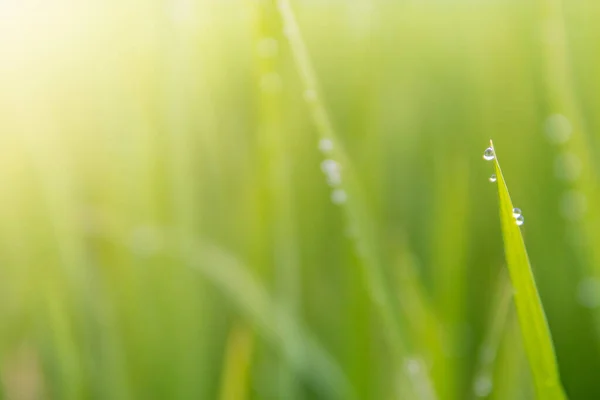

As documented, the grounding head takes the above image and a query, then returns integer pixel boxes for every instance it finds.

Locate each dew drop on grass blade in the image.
[488,140,567,400]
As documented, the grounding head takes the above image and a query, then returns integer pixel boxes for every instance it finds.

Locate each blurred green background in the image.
[0,0,599,399]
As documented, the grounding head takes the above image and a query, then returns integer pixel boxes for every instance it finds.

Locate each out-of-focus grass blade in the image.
[182,239,355,400]
[490,140,566,400]
[219,323,254,400]
[471,270,513,399]
[490,316,534,400]
[276,2,437,398]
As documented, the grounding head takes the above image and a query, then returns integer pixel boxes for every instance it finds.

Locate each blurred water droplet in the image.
[554,153,582,182]
[512,208,522,218]
[577,277,600,309]
[561,190,587,221]
[321,159,342,186]
[331,189,347,205]
[473,375,493,397]
[545,114,572,144]
[515,215,525,226]
[404,358,420,376]
[318,138,333,153]
[483,147,495,161]
[321,159,338,174]
[489,174,497,182]
[256,37,278,58]
[260,72,282,93]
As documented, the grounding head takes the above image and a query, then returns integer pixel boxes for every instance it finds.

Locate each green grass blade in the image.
[253,3,301,396]
[276,3,437,398]
[183,239,355,400]
[471,270,513,399]
[489,140,566,400]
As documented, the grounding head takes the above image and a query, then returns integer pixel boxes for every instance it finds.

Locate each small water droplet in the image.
[318,138,333,153]
[483,147,495,161]
[331,189,347,205]
[512,208,522,218]
[404,358,420,376]
[545,114,572,144]
[515,215,525,226]
[321,159,342,186]
[489,174,497,182]
[473,375,493,397]
[577,277,600,309]
[321,159,338,174]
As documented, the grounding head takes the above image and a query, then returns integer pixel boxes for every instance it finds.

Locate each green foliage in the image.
[0,1,600,399]
[490,141,567,399]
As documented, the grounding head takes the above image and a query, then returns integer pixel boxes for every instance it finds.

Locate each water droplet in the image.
[256,37,278,58]
[260,72,282,93]
[489,174,497,182]
[331,189,347,205]
[321,159,342,186]
[318,138,333,153]
[515,215,525,226]
[320,159,338,174]
[304,89,317,103]
[512,208,522,218]
[561,190,587,221]
[473,375,493,397]
[545,114,572,144]
[483,147,495,161]
[577,277,600,309]
[404,358,420,376]
[554,153,582,182]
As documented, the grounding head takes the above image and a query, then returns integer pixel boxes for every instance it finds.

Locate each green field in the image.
[0,0,599,398]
